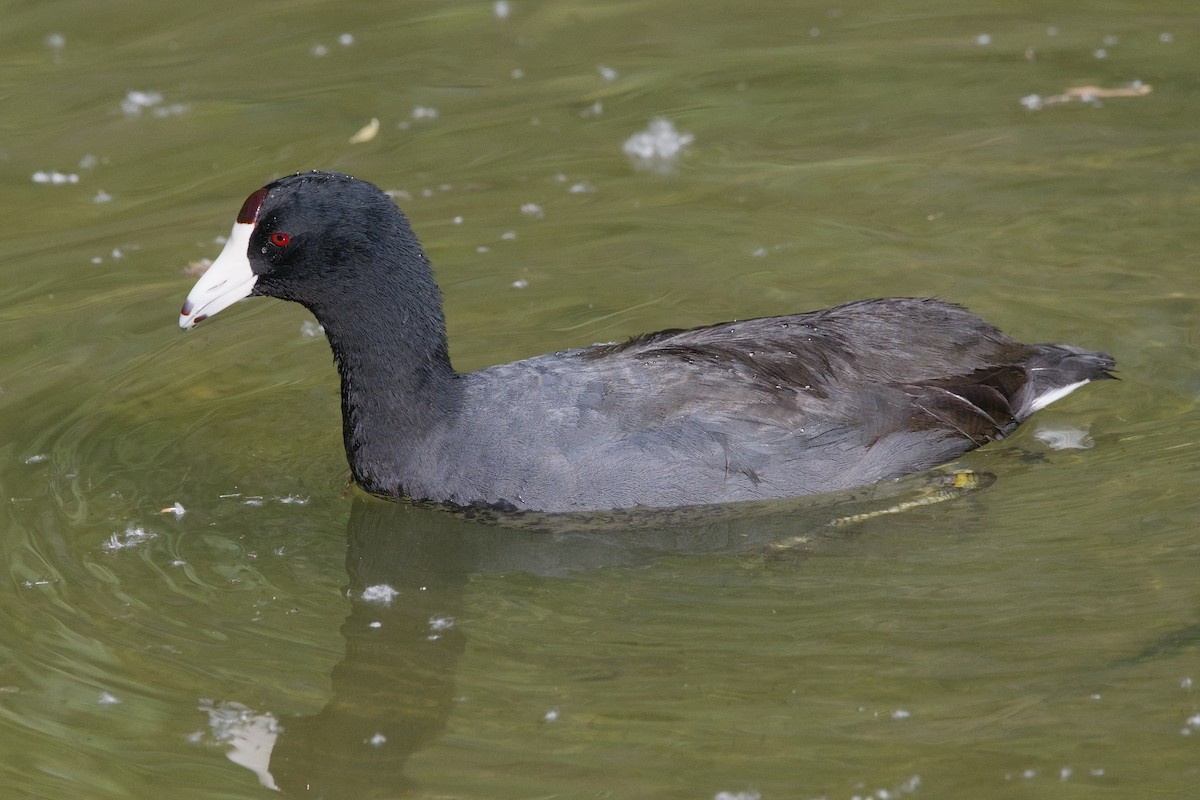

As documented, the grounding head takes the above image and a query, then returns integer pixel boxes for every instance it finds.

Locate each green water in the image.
[2,0,1198,797]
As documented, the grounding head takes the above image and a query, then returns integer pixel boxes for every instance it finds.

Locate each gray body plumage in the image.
[346,298,1111,513]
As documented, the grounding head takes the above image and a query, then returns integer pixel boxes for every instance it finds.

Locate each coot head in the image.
[181,172,431,329]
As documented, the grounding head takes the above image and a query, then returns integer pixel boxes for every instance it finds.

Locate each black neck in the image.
[308,264,464,495]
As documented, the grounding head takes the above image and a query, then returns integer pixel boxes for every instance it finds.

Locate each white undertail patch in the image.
[1028,379,1090,413]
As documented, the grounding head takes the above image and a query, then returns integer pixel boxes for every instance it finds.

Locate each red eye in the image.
[269,232,291,247]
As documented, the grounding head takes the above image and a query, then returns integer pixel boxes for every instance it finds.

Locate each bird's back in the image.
[417,298,1112,512]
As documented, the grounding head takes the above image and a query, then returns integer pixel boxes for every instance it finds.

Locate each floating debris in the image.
[597,65,618,82]
[299,320,324,338]
[103,525,157,551]
[120,90,187,118]
[32,171,79,185]
[622,118,694,170]
[520,202,544,218]
[197,699,280,790]
[427,616,455,640]
[493,0,510,19]
[160,502,187,518]
[338,33,355,46]
[183,258,211,277]
[348,117,379,144]
[360,584,399,604]
[120,90,162,116]
[1020,81,1151,110]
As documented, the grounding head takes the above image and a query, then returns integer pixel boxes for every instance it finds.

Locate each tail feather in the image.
[892,345,1114,449]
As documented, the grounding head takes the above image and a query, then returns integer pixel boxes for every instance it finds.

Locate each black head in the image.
[180,171,432,328]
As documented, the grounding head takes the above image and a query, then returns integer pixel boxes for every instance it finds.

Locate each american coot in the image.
[180,171,1114,513]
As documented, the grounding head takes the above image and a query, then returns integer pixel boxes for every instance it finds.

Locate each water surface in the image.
[2,1,1198,798]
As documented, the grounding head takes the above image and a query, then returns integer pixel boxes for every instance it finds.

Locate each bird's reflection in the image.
[256,471,987,796]
[267,501,473,795]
